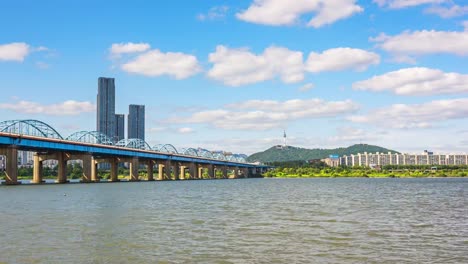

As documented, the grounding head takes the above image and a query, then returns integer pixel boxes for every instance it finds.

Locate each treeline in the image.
[264,165,468,178]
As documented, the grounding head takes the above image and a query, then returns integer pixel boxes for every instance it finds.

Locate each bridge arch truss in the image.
[0,119,63,139]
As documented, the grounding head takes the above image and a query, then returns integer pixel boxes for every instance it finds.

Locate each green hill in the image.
[247,144,399,163]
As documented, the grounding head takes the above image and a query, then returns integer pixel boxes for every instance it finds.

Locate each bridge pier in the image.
[173,162,179,181]
[179,165,186,180]
[198,166,204,179]
[109,158,119,182]
[158,163,164,180]
[91,157,99,182]
[207,164,214,179]
[129,158,139,181]
[0,146,20,185]
[55,153,68,184]
[222,166,228,179]
[147,160,155,181]
[32,154,44,184]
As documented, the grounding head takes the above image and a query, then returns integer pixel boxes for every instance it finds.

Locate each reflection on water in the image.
[1,178,467,263]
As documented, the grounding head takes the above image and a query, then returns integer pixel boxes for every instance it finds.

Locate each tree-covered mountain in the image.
[247,144,399,163]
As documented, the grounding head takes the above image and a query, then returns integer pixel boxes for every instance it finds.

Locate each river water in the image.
[0,178,467,263]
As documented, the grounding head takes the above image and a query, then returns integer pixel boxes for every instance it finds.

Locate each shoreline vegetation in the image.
[263,161,468,178]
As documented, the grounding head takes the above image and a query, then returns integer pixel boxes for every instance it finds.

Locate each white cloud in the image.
[236,0,363,28]
[207,45,304,86]
[197,6,229,21]
[178,127,194,134]
[373,0,447,9]
[306,48,380,73]
[349,98,468,129]
[371,30,468,56]
[425,4,468,18]
[110,42,150,56]
[169,98,359,130]
[353,67,468,96]
[299,83,315,92]
[0,100,95,116]
[464,20,468,31]
[121,50,202,79]
[0,43,30,62]
[328,126,378,144]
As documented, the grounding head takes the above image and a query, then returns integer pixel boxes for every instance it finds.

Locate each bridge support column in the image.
[165,160,172,180]
[2,147,20,185]
[91,158,99,182]
[242,168,249,178]
[189,163,197,179]
[56,152,68,184]
[222,167,228,179]
[208,164,214,179]
[32,154,44,184]
[129,158,139,181]
[179,166,186,180]
[147,161,155,181]
[109,158,119,182]
[198,167,204,179]
[158,164,164,180]
[173,162,179,181]
[80,155,92,183]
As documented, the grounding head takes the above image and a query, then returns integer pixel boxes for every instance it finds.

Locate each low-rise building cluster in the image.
[336,150,468,167]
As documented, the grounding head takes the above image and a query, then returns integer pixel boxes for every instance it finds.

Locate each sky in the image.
[1,0,468,155]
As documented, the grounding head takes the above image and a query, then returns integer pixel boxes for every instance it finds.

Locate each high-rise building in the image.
[128,104,145,140]
[97,77,115,140]
[115,114,125,142]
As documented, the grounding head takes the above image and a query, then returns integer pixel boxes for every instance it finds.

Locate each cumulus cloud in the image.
[207,45,304,86]
[306,48,380,73]
[121,50,202,79]
[0,43,30,62]
[0,100,95,116]
[425,4,468,18]
[236,0,363,28]
[353,67,468,96]
[373,0,447,9]
[349,98,468,129]
[298,83,315,92]
[371,30,468,57]
[178,127,195,134]
[110,42,150,57]
[169,98,359,130]
[197,6,229,21]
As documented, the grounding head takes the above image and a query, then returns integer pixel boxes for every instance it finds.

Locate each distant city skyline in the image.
[128,104,145,141]
[1,1,467,154]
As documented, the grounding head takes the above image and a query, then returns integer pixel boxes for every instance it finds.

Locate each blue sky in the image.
[1,0,468,154]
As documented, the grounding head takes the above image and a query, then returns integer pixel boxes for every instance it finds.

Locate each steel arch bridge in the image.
[0,119,63,139]
[180,147,199,157]
[0,119,251,163]
[116,139,152,150]
[153,144,178,154]
[66,131,113,145]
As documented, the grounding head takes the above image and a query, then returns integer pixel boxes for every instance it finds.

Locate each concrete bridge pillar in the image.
[56,152,68,184]
[242,168,249,178]
[179,165,186,180]
[189,163,197,179]
[91,157,99,182]
[80,155,92,183]
[109,158,119,182]
[208,164,214,179]
[233,167,239,179]
[173,162,179,181]
[165,160,172,180]
[158,163,164,180]
[147,160,155,181]
[129,158,139,181]
[198,166,204,179]
[32,154,44,184]
[2,147,19,185]
[222,166,228,179]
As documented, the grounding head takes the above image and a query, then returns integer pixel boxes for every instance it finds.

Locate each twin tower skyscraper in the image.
[96,77,145,142]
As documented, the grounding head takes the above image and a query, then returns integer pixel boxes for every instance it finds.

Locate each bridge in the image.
[0,120,268,185]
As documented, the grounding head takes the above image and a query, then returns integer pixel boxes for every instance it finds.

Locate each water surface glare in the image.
[1,178,467,263]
